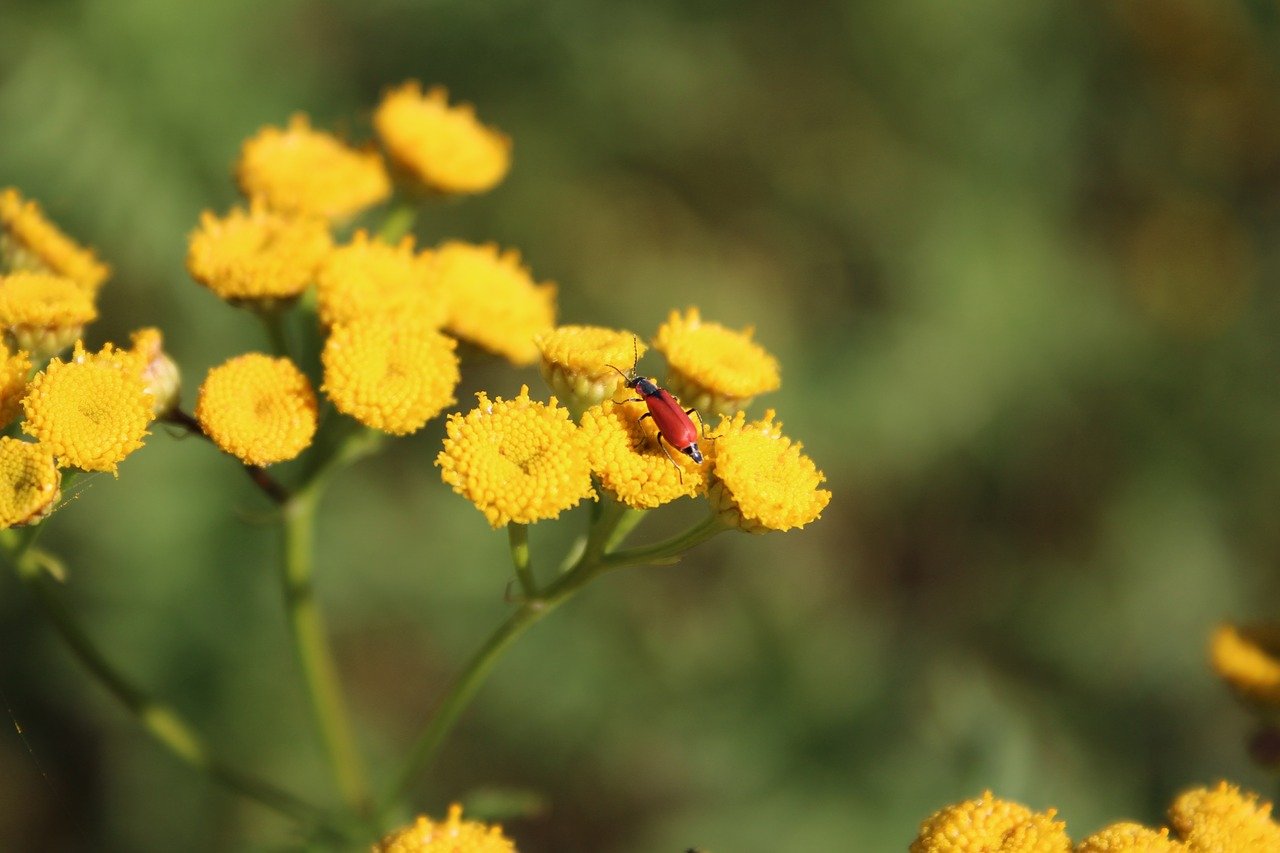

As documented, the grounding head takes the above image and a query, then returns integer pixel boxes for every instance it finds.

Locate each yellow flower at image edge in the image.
[0,271,97,358]
[0,342,30,428]
[437,385,595,528]
[1209,622,1280,710]
[580,400,705,509]
[237,113,391,221]
[0,187,110,292]
[322,318,459,435]
[1170,781,1280,850]
[707,410,830,533]
[1075,822,1183,852]
[653,307,780,416]
[187,202,333,303]
[436,241,556,366]
[374,804,516,853]
[0,438,59,528]
[196,354,316,466]
[21,342,153,474]
[910,790,1070,853]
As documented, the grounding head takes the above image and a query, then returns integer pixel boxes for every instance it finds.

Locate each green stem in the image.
[260,309,291,358]
[280,492,371,817]
[1,533,337,835]
[377,204,417,244]
[508,523,537,599]
[601,513,729,570]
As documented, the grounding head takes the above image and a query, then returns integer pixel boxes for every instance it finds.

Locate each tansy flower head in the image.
[653,307,781,416]
[322,318,459,435]
[0,271,97,360]
[21,341,152,474]
[706,409,830,533]
[910,790,1070,853]
[1168,782,1280,851]
[186,201,333,306]
[316,230,446,328]
[1210,623,1280,713]
[0,187,110,293]
[579,400,706,509]
[0,438,60,528]
[435,241,555,366]
[0,342,30,428]
[373,804,516,853]
[536,325,647,413]
[437,385,595,528]
[195,353,316,466]
[374,82,512,195]
[236,113,392,221]
[129,327,181,417]
[1075,822,1184,852]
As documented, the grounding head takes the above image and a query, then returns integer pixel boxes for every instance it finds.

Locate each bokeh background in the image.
[3,0,1280,850]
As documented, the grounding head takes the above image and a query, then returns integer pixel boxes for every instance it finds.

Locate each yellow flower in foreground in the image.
[536,324,646,411]
[706,410,830,533]
[236,114,392,221]
[1210,623,1280,711]
[653,307,781,416]
[437,385,595,527]
[374,81,512,195]
[0,438,60,528]
[322,318,459,435]
[1169,782,1280,851]
[1075,822,1184,852]
[0,187,110,292]
[373,804,516,853]
[316,230,446,328]
[910,790,1070,853]
[436,241,555,365]
[0,342,30,428]
[21,341,152,473]
[195,354,316,466]
[0,271,97,359]
[186,202,333,304]
[580,400,705,509]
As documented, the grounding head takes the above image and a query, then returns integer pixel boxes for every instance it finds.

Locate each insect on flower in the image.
[607,337,706,476]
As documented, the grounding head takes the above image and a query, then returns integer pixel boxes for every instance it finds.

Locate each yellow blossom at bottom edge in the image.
[0,438,60,528]
[1169,781,1280,851]
[374,804,516,853]
[436,385,594,527]
[910,790,1070,853]
[1075,822,1184,852]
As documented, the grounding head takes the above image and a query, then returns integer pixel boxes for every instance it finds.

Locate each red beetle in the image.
[608,341,704,470]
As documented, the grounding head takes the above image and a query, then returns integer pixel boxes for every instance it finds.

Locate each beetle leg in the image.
[687,408,719,444]
[656,433,685,484]
[637,412,652,422]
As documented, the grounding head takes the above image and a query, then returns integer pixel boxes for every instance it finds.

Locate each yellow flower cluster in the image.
[0,187,110,292]
[912,783,1280,851]
[187,202,333,304]
[537,324,646,411]
[579,401,705,509]
[195,354,317,466]
[435,241,555,366]
[316,231,446,328]
[374,804,516,853]
[653,307,781,416]
[0,271,98,359]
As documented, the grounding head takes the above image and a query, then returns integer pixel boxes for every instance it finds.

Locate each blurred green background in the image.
[3,0,1280,849]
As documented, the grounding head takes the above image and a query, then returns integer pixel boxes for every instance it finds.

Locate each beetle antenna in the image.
[632,335,640,372]
[605,363,630,382]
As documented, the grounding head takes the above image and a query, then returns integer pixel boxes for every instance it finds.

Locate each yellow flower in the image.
[236,113,392,221]
[0,438,60,528]
[373,804,516,853]
[1075,823,1185,852]
[536,324,647,412]
[1169,782,1280,851]
[315,230,447,328]
[373,82,512,195]
[0,342,31,428]
[322,318,459,435]
[435,241,555,365]
[195,354,316,466]
[437,385,595,528]
[1210,623,1280,712]
[186,202,333,305]
[0,187,110,293]
[652,307,781,416]
[579,400,706,509]
[706,409,830,533]
[21,341,152,474]
[128,327,181,417]
[910,790,1070,853]
[0,271,97,359]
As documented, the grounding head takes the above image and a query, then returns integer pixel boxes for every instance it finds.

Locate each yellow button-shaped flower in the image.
[21,341,153,474]
[374,804,516,853]
[579,400,705,509]
[435,241,555,366]
[374,82,512,195]
[0,187,110,293]
[437,385,595,528]
[1076,822,1184,852]
[316,230,446,328]
[322,318,459,435]
[706,409,830,533]
[195,354,317,466]
[187,202,333,304]
[237,113,392,221]
[1170,782,1280,851]
[536,324,646,412]
[911,791,1070,853]
[0,271,97,359]
[0,438,60,528]
[652,307,780,416]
